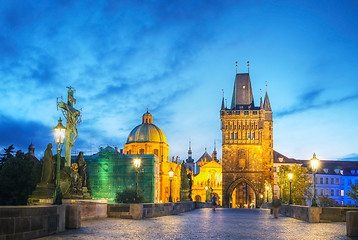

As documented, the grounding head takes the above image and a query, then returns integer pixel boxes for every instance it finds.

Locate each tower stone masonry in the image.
[221,72,273,208]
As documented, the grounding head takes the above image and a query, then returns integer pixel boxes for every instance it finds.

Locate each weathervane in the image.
[235,61,238,74]
[247,61,250,73]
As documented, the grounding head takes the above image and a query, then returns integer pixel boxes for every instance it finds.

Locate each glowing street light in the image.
[310,153,320,207]
[288,172,293,204]
[133,157,141,197]
[52,118,66,205]
[265,186,269,202]
[169,168,174,202]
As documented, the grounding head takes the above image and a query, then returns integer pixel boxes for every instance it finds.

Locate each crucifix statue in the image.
[58,87,81,167]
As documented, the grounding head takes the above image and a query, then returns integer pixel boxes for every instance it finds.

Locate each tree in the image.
[277,164,312,205]
[115,188,144,203]
[346,182,358,206]
[0,149,42,205]
[0,145,15,170]
[318,195,341,207]
[180,162,190,201]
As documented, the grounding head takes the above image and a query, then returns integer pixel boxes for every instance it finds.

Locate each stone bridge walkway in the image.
[38,208,355,240]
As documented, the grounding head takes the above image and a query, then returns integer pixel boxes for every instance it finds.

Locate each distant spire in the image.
[247,61,250,73]
[205,146,207,152]
[147,107,149,113]
[260,89,263,109]
[213,140,218,162]
[235,61,238,74]
[188,139,192,158]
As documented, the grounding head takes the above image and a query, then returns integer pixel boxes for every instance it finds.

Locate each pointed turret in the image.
[263,91,271,111]
[221,96,225,110]
[212,140,218,162]
[187,140,193,163]
[230,73,254,110]
[260,95,263,109]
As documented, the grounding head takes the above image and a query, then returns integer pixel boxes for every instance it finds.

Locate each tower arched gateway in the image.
[221,71,274,208]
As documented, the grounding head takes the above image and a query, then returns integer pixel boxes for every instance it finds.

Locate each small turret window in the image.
[247,132,251,140]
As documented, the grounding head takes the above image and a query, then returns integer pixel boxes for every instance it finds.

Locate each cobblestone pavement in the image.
[38,208,356,240]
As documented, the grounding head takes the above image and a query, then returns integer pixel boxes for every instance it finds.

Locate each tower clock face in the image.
[242,86,246,89]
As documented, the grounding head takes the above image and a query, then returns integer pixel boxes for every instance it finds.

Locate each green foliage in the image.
[277,164,312,205]
[318,195,341,207]
[346,182,358,206]
[0,148,42,205]
[115,188,144,203]
[0,145,15,170]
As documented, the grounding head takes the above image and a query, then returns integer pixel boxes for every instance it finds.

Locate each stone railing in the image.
[0,205,65,240]
[108,201,196,219]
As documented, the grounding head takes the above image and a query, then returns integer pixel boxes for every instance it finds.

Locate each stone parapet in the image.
[346,211,358,237]
[108,201,196,219]
[0,205,65,240]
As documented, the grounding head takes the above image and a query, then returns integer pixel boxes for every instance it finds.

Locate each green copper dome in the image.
[126,111,167,144]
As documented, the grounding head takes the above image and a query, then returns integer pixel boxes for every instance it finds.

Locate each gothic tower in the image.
[220,72,273,208]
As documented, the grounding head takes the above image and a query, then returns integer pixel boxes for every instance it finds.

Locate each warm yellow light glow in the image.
[169,167,174,178]
[288,173,293,181]
[205,186,208,190]
[310,153,320,171]
[260,194,263,198]
[52,118,66,145]
[133,157,141,169]
[265,186,269,190]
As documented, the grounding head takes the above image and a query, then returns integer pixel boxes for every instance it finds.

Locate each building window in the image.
[252,132,255,140]
[331,178,334,184]
[247,132,251,140]
[244,111,249,115]
[320,178,323,184]
[336,178,339,184]
[331,189,334,196]
[351,170,356,174]
[341,179,344,185]
[320,189,324,196]
[235,132,238,139]
[336,189,340,196]
[325,178,329,184]
[324,168,329,174]
[325,189,329,196]
[253,111,257,115]
[341,190,344,196]
[154,149,159,156]
[139,149,144,154]
[334,169,340,174]
[231,133,234,139]
[340,170,344,175]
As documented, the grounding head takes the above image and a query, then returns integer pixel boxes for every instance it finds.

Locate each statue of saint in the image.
[76,152,87,187]
[41,143,55,184]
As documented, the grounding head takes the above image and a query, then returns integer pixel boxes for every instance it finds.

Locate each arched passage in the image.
[226,178,259,208]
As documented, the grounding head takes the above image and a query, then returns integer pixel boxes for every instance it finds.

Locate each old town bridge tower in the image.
[220,72,273,208]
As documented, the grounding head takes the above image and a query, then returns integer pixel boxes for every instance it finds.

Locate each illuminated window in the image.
[325,189,329,196]
[340,170,344,175]
[252,132,255,140]
[341,190,344,196]
[247,132,251,140]
[336,178,339,184]
[331,178,334,184]
[320,189,323,195]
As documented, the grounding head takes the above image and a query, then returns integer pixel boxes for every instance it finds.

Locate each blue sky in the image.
[0,0,357,161]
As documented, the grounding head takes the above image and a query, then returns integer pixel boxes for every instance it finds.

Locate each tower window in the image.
[231,133,234,139]
[252,132,255,140]
[235,133,238,139]
[247,132,251,140]
[253,111,257,115]
[244,111,249,115]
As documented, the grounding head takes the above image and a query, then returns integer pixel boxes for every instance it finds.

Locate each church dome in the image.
[126,111,167,144]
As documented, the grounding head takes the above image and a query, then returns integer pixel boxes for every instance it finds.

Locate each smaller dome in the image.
[28,142,35,150]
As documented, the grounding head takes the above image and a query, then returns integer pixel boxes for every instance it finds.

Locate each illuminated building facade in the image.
[220,72,274,208]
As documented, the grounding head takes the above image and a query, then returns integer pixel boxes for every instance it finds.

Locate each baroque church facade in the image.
[220,72,274,208]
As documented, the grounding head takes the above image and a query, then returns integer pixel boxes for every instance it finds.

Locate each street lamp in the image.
[133,157,141,198]
[52,118,66,205]
[288,173,293,204]
[310,153,320,207]
[169,168,174,202]
[265,186,269,202]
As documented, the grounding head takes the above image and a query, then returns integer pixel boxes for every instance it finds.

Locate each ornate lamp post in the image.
[52,118,66,205]
[265,186,269,202]
[169,168,174,202]
[310,153,320,207]
[288,173,293,204]
[133,157,141,197]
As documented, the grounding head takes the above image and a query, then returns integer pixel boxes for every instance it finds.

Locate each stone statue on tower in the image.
[58,87,81,167]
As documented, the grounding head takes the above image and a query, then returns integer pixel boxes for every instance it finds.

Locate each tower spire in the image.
[188,139,192,159]
[221,89,225,110]
[235,61,238,74]
[247,61,250,73]
[260,89,263,109]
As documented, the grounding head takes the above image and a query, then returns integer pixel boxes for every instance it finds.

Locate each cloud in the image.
[275,90,358,118]
[339,153,358,161]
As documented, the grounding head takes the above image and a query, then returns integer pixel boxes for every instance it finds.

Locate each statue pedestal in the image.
[82,187,91,199]
[28,183,55,204]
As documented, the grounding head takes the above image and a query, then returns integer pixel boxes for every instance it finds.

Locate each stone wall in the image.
[0,205,65,240]
[79,202,107,221]
[108,201,196,219]
[277,204,357,223]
